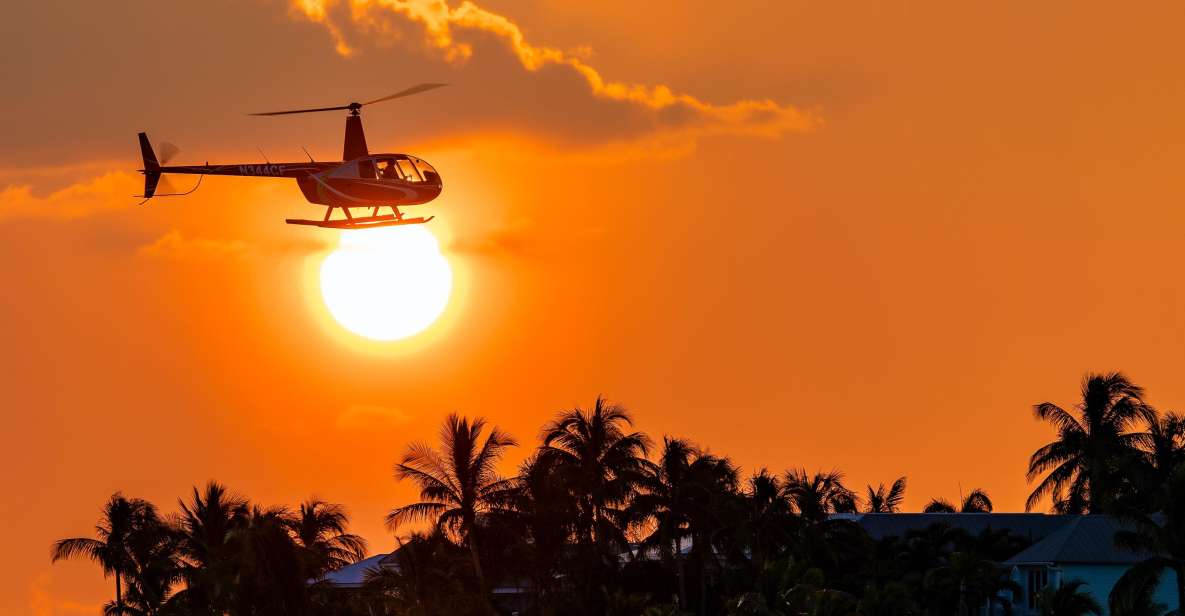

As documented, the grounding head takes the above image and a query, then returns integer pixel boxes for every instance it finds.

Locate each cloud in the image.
[337,404,410,430]
[289,0,819,151]
[447,217,538,258]
[137,230,248,260]
[0,171,139,221]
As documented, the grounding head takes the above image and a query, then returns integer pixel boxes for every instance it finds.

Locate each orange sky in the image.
[5,1,1185,613]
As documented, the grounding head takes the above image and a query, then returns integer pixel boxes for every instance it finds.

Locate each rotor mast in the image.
[343,102,368,161]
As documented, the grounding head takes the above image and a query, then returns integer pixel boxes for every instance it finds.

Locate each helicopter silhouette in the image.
[137,83,446,229]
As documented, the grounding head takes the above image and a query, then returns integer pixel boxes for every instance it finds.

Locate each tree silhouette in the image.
[1038,580,1103,616]
[51,493,158,614]
[923,489,993,513]
[387,413,517,603]
[1110,464,1185,615]
[171,482,249,613]
[783,469,857,521]
[291,499,367,579]
[864,477,907,513]
[1027,372,1152,513]
[540,397,652,558]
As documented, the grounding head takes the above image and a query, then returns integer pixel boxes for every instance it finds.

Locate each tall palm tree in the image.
[729,469,795,577]
[387,413,517,599]
[233,505,308,616]
[171,481,249,614]
[1038,580,1103,616]
[104,510,180,616]
[51,493,155,612]
[1026,372,1152,513]
[540,397,652,556]
[632,437,738,612]
[290,499,367,579]
[782,469,857,522]
[781,470,867,579]
[487,454,578,614]
[1110,464,1185,614]
[923,489,993,513]
[864,477,907,513]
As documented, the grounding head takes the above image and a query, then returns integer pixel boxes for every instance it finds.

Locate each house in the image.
[848,513,1179,615]
[314,546,532,612]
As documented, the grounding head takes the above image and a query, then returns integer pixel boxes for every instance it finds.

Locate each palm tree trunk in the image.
[675,535,687,610]
[116,573,123,612]
[467,534,494,613]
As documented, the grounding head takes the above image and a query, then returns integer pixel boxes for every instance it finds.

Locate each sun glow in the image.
[318,225,453,341]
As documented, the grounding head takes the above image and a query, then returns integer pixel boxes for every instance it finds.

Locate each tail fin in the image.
[138,132,161,199]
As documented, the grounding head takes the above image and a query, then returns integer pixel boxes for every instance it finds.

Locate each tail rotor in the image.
[136,133,198,203]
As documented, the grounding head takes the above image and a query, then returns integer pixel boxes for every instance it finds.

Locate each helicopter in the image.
[136,83,447,229]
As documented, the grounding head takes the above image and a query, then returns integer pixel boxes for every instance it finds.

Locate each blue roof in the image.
[849,513,1068,543]
[318,553,388,588]
[1004,516,1147,565]
[843,513,1152,566]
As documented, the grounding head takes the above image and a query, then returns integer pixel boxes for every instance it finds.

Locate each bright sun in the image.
[319,225,453,341]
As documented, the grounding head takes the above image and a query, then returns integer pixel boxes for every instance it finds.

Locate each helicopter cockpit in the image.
[346,155,440,184]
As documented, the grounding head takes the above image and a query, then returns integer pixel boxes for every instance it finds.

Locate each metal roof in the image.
[843,513,1151,566]
[849,513,1069,543]
[318,553,388,588]
[1004,516,1147,565]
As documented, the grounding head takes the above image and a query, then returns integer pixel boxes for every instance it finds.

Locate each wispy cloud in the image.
[0,171,138,221]
[290,0,819,149]
[137,230,248,260]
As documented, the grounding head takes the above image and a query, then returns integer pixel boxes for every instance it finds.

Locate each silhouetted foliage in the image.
[53,377,1185,615]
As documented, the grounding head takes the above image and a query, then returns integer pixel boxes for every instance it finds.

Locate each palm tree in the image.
[864,477,907,513]
[387,413,517,599]
[290,499,367,578]
[728,470,795,579]
[233,505,308,616]
[1038,580,1103,616]
[171,481,249,613]
[1127,411,1185,506]
[1026,372,1152,513]
[361,531,481,615]
[923,550,1018,616]
[782,469,857,522]
[922,489,993,513]
[51,493,156,612]
[632,437,738,612]
[540,396,652,556]
[1110,464,1185,614]
[487,454,579,614]
[781,470,868,579]
[104,511,180,616]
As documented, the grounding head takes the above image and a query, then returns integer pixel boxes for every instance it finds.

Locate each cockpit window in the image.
[369,156,438,183]
[413,158,440,183]
[376,158,400,180]
[395,159,422,182]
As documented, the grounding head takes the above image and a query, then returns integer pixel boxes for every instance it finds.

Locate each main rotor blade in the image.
[249,104,353,116]
[363,83,448,106]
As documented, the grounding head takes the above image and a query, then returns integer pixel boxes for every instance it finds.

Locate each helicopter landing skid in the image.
[286,207,433,229]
